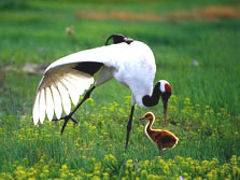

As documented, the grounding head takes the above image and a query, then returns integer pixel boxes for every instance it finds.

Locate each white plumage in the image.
[33,41,155,125]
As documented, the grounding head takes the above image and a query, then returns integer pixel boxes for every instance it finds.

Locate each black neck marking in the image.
[142,82,161,107]
[105,34,133,45]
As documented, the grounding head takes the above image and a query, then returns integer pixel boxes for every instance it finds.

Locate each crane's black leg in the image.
[60,116,78,134]
[52,86,96,134]
[125,105,135,151]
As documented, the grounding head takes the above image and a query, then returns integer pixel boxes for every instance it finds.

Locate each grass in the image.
[0,0,240,179]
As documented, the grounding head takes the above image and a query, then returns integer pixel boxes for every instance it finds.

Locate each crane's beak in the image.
[163,98,168,123]
[161,93,171,123]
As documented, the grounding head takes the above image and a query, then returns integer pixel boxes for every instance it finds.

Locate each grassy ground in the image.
[0,0,240,179]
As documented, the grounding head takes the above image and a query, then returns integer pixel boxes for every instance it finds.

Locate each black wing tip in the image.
[73,62,103,76]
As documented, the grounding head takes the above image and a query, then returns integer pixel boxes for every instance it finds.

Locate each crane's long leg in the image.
[52,86,96,134]
[125,105,135,151]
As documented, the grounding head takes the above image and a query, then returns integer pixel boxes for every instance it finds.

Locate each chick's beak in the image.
[139,116,145,125]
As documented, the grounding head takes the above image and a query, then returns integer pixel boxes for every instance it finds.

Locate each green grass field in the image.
[0,0,240,179]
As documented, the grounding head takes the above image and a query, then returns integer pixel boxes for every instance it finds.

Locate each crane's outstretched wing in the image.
[32,43,128,125]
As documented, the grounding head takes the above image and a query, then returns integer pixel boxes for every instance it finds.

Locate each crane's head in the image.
[158,80,172,123]
[142,80,172,122]
[105,34,133,45]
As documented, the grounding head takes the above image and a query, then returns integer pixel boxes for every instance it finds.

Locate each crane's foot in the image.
[51,86,96,134]
[52,115,78,134]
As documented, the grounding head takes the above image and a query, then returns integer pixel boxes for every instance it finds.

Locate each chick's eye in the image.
[145,113,152,118]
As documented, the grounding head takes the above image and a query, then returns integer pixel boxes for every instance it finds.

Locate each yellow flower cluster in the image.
[1,154,237,179]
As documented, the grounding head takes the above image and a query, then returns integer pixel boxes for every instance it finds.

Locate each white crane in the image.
[32,34,172,150]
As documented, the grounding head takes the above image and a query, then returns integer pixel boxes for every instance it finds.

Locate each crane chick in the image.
[140,112,178,154]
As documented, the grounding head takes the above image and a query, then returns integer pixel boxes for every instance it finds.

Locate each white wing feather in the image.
[45,87,54,121]
[56,81,71,115]
[50,83,62,119]
[60,77,80,105]
[33,92,40,125]
[39,88,46,123]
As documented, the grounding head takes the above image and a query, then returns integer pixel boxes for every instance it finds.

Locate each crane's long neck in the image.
[142,82,161,107]
[145,118,154,131]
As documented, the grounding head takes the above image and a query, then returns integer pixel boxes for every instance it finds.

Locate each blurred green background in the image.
[0,0,240,179]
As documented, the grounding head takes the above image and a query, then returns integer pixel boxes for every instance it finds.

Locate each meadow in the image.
[0,0,240,179]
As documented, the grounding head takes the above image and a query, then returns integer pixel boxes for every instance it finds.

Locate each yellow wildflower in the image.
[126,159,134,169]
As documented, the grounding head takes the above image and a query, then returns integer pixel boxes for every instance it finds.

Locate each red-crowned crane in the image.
[32,34,172,150]
[140,112,178,155]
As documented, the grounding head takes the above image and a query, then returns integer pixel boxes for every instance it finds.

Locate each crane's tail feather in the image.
[33,66,94,125]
